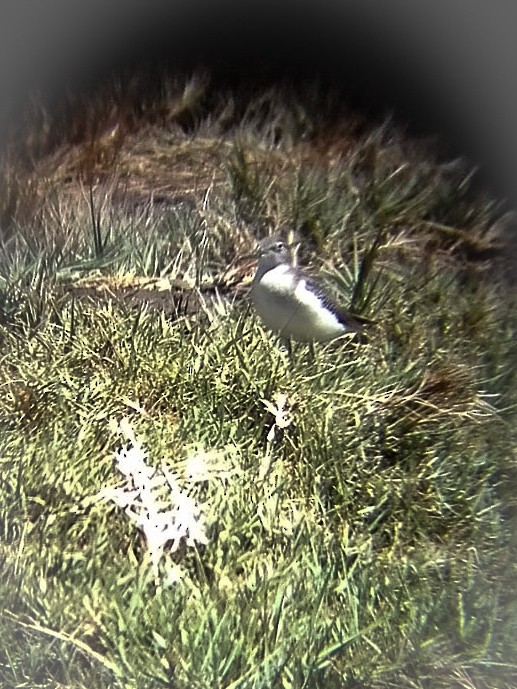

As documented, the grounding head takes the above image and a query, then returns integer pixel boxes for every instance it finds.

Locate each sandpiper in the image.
[250,237,370,342]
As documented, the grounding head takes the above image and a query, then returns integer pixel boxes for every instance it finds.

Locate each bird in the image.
[250,236,371,342]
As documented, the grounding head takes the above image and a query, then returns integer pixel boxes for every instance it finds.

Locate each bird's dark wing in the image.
[298,267,374,332]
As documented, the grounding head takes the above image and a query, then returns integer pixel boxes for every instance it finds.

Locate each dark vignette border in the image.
[1,0,517,210]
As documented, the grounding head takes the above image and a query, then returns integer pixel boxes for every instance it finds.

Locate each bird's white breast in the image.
[251,265,346,341]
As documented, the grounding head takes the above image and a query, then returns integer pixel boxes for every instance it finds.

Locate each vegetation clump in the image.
[0,73,515,689]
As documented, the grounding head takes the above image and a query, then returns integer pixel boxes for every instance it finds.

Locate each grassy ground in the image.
[1,75,516,688]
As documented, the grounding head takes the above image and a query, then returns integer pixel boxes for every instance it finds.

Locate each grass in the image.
[0,75,516,688]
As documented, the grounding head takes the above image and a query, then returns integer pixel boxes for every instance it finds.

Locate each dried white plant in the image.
[98,417,208,581]
[262,392,294,443]
[259,392,294,480]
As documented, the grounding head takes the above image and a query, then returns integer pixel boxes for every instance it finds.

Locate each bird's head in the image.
[255,236,293,269]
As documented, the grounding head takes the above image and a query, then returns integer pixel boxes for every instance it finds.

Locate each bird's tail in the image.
[344,311,375,331]
[343,312,376,343]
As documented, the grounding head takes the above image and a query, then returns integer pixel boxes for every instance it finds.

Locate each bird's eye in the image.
[275,241,284,252]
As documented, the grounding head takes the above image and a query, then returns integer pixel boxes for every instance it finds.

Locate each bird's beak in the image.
[238,249,260,261]
[232,247,262,267]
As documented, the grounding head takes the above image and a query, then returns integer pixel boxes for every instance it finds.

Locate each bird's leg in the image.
[287,337,294,362]
[277,336,295,362]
